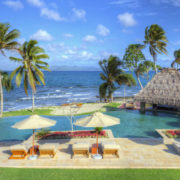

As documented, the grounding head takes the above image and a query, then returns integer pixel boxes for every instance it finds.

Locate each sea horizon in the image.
[3,71,154,112]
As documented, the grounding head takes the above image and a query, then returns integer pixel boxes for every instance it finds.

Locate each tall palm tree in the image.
[144,24,168,74]
[135,61,160,89]
[0,22,20,117]
[0,72,13,117]
[171,49,180,70]
[123,44,145,89]
[99,55,136,102]
[10,40,50,112]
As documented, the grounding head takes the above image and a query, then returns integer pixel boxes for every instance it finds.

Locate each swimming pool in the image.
[0,110,180,141]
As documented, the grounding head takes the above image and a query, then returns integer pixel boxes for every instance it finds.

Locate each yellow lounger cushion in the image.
[102,142,120,150]
[10,144,28,151]
[39,144,58,151]
[72,143,89,150]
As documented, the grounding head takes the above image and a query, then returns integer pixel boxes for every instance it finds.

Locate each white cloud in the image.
[31,29,53,41]
[100,51,120,59]
[83,35,97,42]
[65,49,77,55]
[61,55,69,59]
[152,0,180,7]
[41,8,65,21]
[27,0,44,7]
[109,0,140,8]
[72,8,86,20]
[96,24,110,36]
[47,43,65,52]
[117,12,136,27]
[3,0,24,10]
[63,33,73,38]
[173,28,180,32]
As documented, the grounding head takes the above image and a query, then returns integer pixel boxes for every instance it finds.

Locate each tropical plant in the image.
[10,40,50,112]
[123,44,145,89]
[94,127,103,134]
[135,61,162,89]
[0,72,13,117]
[144,24,168,74]
[171,49,180,70]
[123,44,159,89]
[99,55,136,102]
[0,22,20,117]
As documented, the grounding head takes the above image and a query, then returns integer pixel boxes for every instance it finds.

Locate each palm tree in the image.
[123,44,145,89]
[144,24,168,74]
[10,40,50,112]
[171,49,180,70]
[135,61,160,89]
[0,22,20,117]
[99,55,136,102]
[0,72,13,117]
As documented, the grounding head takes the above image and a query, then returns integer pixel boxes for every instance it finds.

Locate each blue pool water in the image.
[0,110,180,141]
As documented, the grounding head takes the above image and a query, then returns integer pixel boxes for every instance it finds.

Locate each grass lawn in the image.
[0,168,179,180]
[2,102,121,117]
[3,108,53,117]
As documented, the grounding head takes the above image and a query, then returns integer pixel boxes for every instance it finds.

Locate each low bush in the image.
[38,130,108,139]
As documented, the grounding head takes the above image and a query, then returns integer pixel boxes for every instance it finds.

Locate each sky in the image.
[0,0,180,71]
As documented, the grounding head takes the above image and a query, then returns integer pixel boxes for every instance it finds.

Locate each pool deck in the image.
[0,137,180,169]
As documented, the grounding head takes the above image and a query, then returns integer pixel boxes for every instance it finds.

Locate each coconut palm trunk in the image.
[153,54,158,74]
[137,76,143,89]
[0,74,3,117]
[32,91,35,112]
[110,93,113,102]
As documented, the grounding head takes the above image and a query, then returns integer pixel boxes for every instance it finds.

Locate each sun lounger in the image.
[126,103,134,109]
[39,144,58,158]
[72,142,89,158]
[9,144,28,159]
[102,142,120,158]
[173,141,180,154]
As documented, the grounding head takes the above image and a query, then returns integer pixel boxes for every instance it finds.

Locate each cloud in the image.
[83,35,97,42]
[72,8,86,20]
[117,12,136,27]
[173,28,180,32]
[96,24,110,36]
[31,29,53,41]
[41,8,65,21]
[3,0,24,10]
[27,0,44,7]
[109,0,140,8]
[63,33,73,38]
[137,12,157,16]
[151,0,180,7]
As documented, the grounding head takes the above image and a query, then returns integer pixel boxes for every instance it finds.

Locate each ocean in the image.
[3,71,154,111]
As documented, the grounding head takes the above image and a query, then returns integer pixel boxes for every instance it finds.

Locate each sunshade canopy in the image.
[74,112,120,127]
[12,115,56,130]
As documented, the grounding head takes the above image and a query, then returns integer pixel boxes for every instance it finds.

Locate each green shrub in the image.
[36,128,50,138]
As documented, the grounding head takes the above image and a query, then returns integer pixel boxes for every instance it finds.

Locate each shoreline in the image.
[2,97,134,117]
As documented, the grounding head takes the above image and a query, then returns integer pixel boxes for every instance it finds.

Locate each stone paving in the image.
[0,137,180,168]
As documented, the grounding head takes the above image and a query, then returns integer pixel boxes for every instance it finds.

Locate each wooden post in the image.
[140,102,146,113]
[96,132,98,154]
[32,129,35,155]
[153,104,158,111]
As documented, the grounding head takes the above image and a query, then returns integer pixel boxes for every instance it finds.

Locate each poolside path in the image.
[51,103,106,115]
[0,138,180,168]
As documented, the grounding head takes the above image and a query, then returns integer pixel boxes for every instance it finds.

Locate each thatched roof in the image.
[134,68,180,107]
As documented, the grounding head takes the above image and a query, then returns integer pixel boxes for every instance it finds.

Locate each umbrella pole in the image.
[32,129,35,156]
[96,132,98,154]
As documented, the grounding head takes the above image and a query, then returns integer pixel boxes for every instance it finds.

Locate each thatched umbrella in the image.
[74,112,120,159]
[12,115,56,160]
